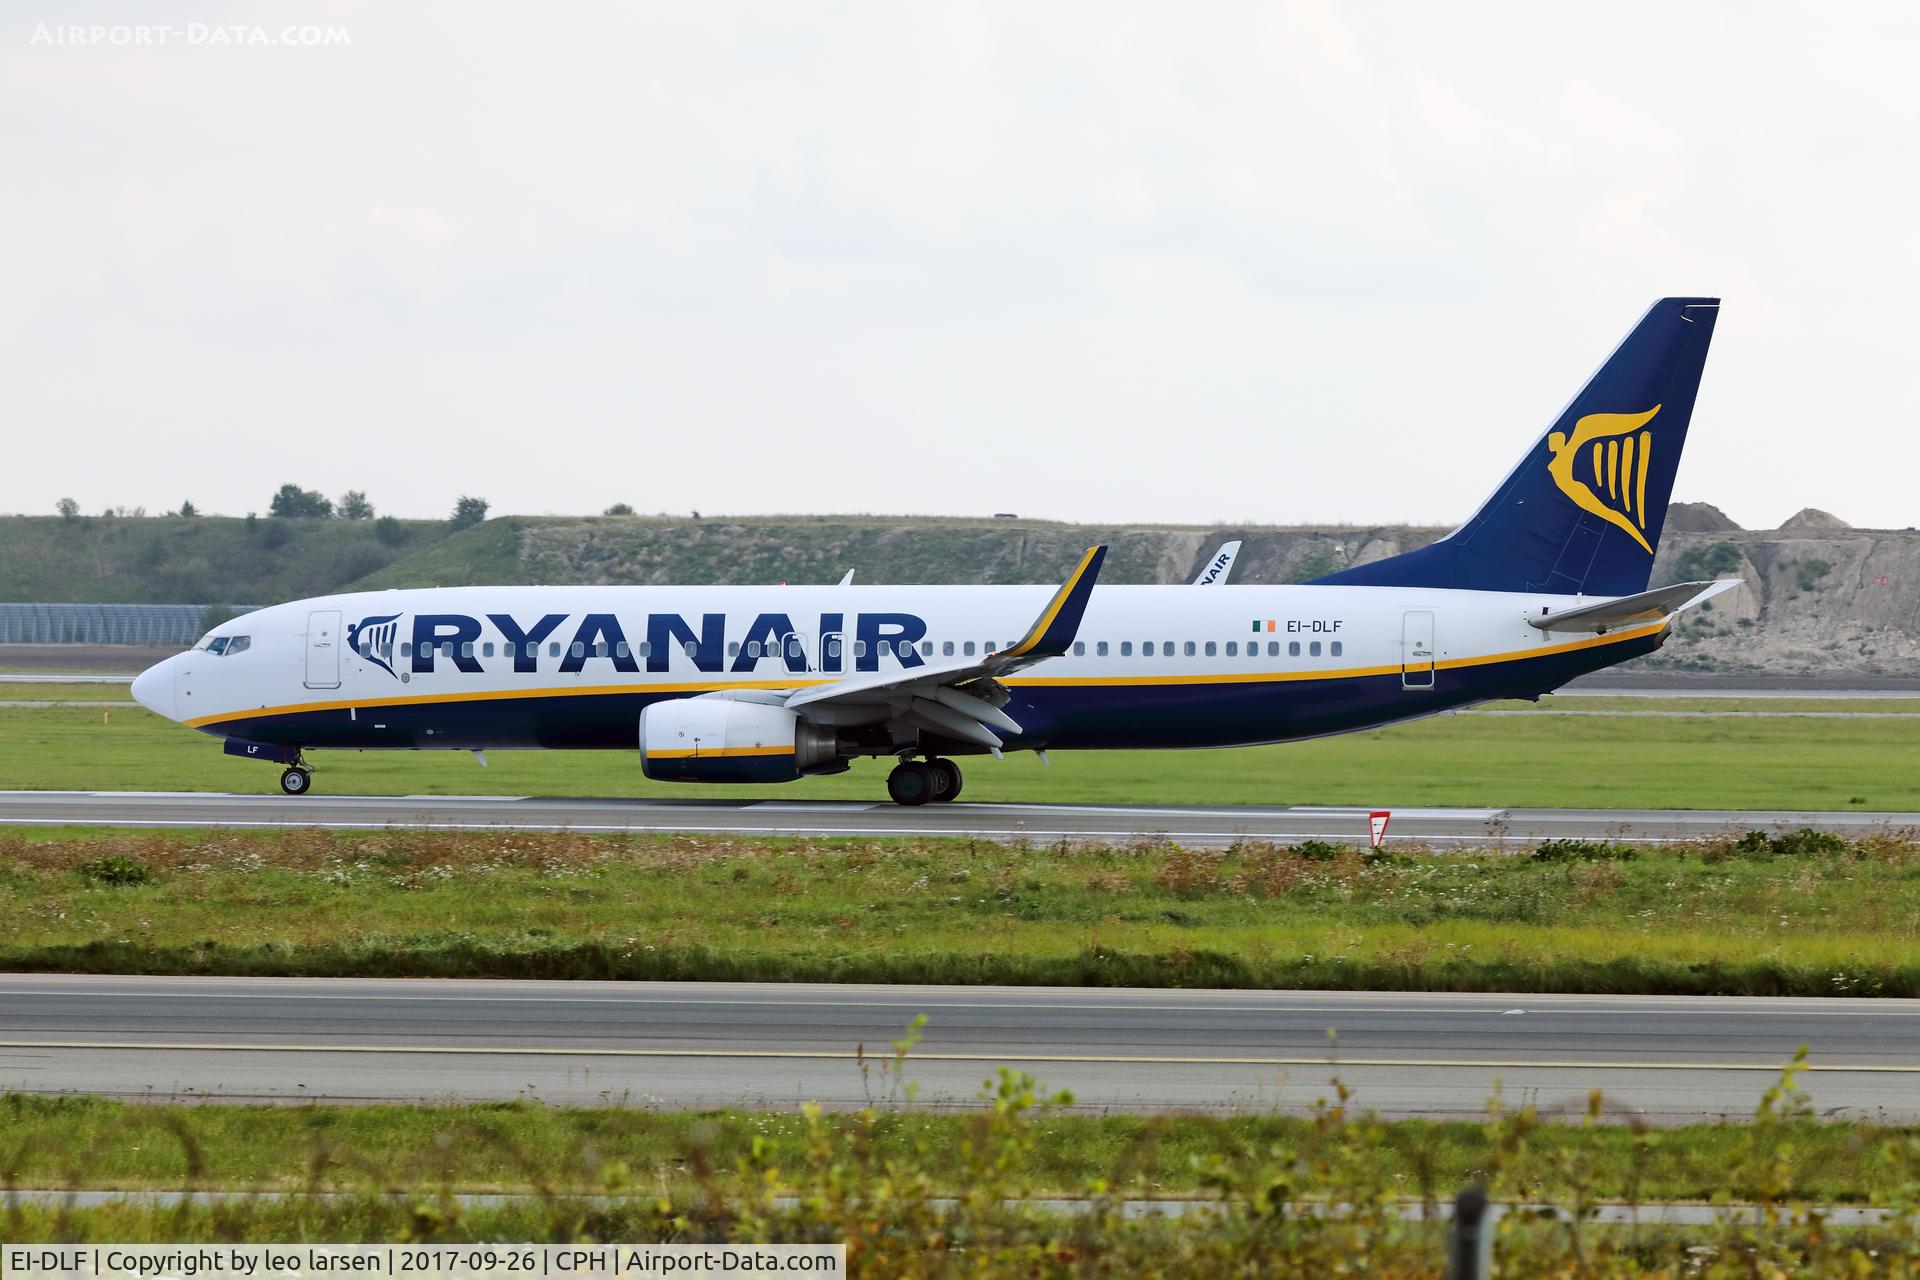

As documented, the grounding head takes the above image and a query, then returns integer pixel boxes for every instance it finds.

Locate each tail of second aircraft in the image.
[1315,297,1720,597]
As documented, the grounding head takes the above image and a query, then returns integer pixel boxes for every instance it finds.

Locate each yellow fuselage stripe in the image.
[181,621,1664,730]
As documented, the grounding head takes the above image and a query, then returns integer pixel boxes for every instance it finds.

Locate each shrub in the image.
[1671,539,1742,581]
[1288,839,1343,861]
[1529,838,1637,863]
[1770,826,1850,857]
[450,495,490,531]
[373,515,409,546]
[1730,827,1852,858]
[77,856,153,887]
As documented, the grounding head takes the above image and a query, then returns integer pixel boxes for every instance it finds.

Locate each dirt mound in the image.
[1779,507,1851,531]
[1666,502,1741,533]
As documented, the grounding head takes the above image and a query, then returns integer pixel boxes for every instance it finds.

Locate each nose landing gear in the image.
[279,757,313,795]
[886,758,963,806]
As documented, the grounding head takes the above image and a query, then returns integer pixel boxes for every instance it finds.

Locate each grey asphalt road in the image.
[2,975,1914,1121]
[0,790,1912,846]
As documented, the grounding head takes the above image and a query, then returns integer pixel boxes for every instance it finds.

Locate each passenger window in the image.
[922,641,934,656]
[1204,641,1217,657]
[400,642,413,658]
[1073,641,1085,656]
[1226,641,1237,657]
[1143,641,1155,657]
[570,642,585,658]
[1289,641,1301,657]
[637,641,651,658]
[963,641,976,656]
[943,641,955,656]
[461,641,475,659]
[616,641,631,659]
[1330,641,1342,657]
[877,640,892,657]
[826,639,841,658]
[853,640,868,658]
[683,641,699,658]
[1310,640,1322,657]
[1268,641,1281,657]
[747,641,762,658]
[482,641,494,658]
[442,642,456,658]
[1182,641,1194,657]
[549,642,562,658]
[728,641,741,658]
[1164,641,1175,657]
[1120,641,1132,657]
[1096,641,1109,657]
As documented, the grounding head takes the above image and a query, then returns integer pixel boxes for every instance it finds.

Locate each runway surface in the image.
[3,975,1914,1121]
[1,790,1913,847]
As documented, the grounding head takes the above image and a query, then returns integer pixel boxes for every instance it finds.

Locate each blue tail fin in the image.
[1315,297,1720,596]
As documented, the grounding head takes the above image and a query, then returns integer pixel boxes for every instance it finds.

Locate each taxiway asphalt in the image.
[3,974,1914,1121]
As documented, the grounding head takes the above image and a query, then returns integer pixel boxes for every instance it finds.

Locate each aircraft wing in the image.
[1193,540,1241,585]
[782,545,1107,749]
[1528,578,1739,634]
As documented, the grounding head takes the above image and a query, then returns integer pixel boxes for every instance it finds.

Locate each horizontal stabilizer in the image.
[1529,579,1739,634]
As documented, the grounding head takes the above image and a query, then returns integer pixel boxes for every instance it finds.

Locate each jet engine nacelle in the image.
[639,697,842,783]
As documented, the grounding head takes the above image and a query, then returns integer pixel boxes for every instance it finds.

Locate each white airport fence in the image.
[0,603,259,647]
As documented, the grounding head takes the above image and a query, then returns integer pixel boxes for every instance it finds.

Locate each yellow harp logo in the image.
[1546,405,1661,554]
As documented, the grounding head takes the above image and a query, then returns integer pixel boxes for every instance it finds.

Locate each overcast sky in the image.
[5,2,1916,530]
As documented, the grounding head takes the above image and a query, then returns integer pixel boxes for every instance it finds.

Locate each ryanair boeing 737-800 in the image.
[133,298,1729,805]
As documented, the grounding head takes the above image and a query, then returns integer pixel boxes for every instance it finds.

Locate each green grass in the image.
[0,681,133,702]
[0,1089,1908,1203]
[2,701,1916,810]
[4,827,1916,995]
[5,1077,1918,1273]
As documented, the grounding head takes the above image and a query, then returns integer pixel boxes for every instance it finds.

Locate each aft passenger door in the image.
[1401,611,1435,690]
[305,609,343,690]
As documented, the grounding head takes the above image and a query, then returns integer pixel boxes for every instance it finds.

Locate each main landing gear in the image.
[887,758,963,806]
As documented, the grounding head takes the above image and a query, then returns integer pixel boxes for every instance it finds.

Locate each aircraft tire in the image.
[280,767,312,796]
[887,761,935,806]
[929,758,963,802]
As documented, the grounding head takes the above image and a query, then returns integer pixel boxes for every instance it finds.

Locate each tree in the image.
[269,483,333,519]
[373,515,409,546]
[178,500,199,518]
[56,497,79,522]
[450,495,490,530]
[337,490,375,520]
[603,502,636,516]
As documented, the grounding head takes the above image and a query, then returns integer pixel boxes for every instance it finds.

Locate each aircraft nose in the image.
[131,656,178,721]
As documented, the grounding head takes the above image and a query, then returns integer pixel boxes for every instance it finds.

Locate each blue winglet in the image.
[999,545,1106,660]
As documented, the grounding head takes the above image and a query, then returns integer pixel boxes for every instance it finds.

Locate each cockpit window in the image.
[204,636,228,655]
[226,635,251,655]
[195,634,250,656]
